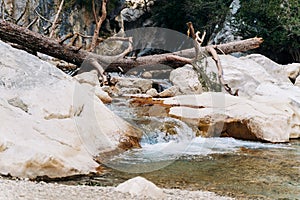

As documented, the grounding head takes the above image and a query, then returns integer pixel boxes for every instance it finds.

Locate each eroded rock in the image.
[0,41,141,179]
[163,93,298,142]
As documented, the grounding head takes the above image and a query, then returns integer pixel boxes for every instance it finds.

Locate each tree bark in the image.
[0,20,263,73]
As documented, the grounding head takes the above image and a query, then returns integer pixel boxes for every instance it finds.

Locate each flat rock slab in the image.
[163,93,298,142]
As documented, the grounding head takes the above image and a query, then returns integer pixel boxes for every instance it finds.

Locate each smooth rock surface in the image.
[163,93,299,142]
[74,70,100,86]
[169,64,203,95]
[115,176,165,199]
[0,41,141,178]
[204,54,294,97]
[283,63,300,82]
[146,88,159,97]
[94,85,112,103]
[158,86,178,97]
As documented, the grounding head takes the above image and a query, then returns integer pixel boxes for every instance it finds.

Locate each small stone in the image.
[146,88,159,97]
[158,86,178,98]
[141,71,152,79]
[115,176,165,199]
[118,87,141,96]
[95,86,112,104]
[74,70,99,86]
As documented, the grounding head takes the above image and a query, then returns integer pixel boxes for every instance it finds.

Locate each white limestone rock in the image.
[115,176,165,199]
[0,41,141,179]
[158,86,178,98]
[146,88,159,97]
[95,85,112,103]
[283,63,300,82]
[169,64,203,95]
[164,93,299,142]
[74,70,100,86]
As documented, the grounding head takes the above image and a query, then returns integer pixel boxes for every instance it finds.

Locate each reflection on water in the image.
[96,139,299,200]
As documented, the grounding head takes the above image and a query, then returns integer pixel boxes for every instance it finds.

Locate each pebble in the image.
[0,178,234,200]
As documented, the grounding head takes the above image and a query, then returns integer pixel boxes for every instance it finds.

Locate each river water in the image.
[66,98,300,199]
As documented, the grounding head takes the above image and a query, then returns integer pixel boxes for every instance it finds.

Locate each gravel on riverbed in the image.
[0,178,234,200]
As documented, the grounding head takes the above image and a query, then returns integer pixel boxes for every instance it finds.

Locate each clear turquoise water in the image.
[67,98,300,200]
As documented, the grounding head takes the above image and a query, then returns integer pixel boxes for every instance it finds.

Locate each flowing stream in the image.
[64,97,300,200]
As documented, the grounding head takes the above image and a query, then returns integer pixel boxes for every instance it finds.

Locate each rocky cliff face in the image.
[0,0,155,42]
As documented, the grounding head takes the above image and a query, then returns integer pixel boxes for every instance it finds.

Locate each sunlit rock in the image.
[163,93,299,142]
[0,41,141,179]
[284,63,300,83]
[158,86,178,98]
[94,85,112,104]
[115,176,165,199]
[146,88,159,97]
[170,64,203,95]
[74,70,100,86]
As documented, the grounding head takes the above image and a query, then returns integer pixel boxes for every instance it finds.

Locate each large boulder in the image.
[200,54,296,97]
[0,41,141,179]
[163,93,299,142]
[192,54,300,140]
[169,64,203,95]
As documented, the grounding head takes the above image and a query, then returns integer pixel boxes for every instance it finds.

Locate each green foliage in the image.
[150,0,232,44]
[234,0,300,63]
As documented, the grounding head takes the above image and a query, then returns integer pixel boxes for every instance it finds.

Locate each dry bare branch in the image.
[89,0,108,52]
[186,22,238,96]
[49,0,64,38]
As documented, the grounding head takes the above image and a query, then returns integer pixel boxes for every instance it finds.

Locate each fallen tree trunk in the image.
[0,20,263,72]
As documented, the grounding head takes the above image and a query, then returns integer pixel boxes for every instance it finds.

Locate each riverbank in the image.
[0,178,233,200]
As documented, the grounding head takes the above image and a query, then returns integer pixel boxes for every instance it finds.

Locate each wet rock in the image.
[0,41,141,179]
[169,64,203,95]
[118,87,142,96]
[158,86,178,98]
[115,176,165,199]
[115,77,153,94]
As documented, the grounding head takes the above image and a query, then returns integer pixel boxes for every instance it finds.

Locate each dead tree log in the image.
[0,20,263,73]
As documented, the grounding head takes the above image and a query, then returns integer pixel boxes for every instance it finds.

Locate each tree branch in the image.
[186,22,238,96]
[0,20,263,81]
[49,0,64,38]
[89,0,108,52]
